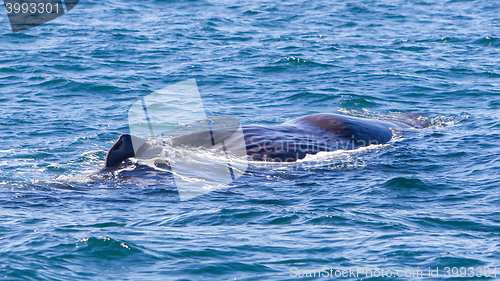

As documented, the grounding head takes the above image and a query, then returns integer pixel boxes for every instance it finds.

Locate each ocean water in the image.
[1,0,500,280]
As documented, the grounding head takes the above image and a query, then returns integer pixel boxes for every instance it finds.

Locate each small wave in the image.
[383,177,431,190]
[54,173,94,185]
[339,97,379,109]
[276,56,333,68]
[339,108,468,129]
[74,236,144,259]
[474,36,498,47]
[428,112,470,127]
[280,91,338,103]
[345,3,371,14]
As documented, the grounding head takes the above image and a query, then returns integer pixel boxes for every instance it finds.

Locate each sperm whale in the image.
[103,113,427,168]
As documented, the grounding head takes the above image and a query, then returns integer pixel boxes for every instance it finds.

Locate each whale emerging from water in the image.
[104,113,427,168]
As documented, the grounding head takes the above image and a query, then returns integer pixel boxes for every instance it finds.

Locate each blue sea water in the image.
[1,0,500,280]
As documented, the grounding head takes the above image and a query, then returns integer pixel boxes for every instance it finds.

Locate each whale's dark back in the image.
[104,113,413,167]
[241,114,396,162]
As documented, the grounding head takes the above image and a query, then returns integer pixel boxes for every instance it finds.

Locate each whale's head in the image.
[104,134,148,167]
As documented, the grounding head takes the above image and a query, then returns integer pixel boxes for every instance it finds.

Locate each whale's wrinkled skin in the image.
[103,113,428,167]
